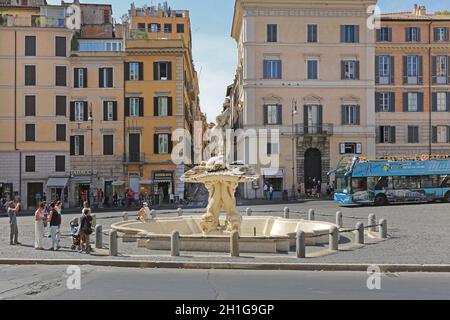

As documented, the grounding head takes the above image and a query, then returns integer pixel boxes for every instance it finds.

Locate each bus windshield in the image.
[335,176,350,194]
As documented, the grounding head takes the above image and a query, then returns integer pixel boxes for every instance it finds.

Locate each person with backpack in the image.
[47,202,61,251]
[79,208,93,254]
[8,200,21,245]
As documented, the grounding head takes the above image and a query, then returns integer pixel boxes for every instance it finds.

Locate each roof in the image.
[381,12,450,21]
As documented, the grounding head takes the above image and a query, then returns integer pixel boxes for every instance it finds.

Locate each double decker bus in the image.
[333,155,450,206]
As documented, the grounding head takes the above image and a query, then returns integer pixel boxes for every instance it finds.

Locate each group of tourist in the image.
[263,183,275,200]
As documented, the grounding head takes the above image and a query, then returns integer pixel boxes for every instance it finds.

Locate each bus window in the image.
[374,177,388,190]
[335,176,350,194]
[422,175,440,188]
[441,175,450,188]
[352,178,367,193]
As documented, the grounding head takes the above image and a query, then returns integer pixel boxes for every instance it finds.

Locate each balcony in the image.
[0,15,66,28]
[123,153,146,164]
[295,124,334,136]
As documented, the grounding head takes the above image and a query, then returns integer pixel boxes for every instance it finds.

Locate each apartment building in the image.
[230,0,376,199]
[375,5,450,158]
[123,3,202,203]
[0,2,72,209]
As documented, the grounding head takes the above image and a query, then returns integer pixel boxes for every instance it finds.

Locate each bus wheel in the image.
[445,192,450,203]
[375,194,387,206]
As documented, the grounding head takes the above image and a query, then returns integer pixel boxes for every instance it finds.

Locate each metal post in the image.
[230,230,240,257]
[329,226,338,251]
[95,225,103,249]
[291,99,298,199]
[296,230,305,258]
[283,207,290,219]
[336,211,343,228]
[308,209,315,221]
[122,212,128,221]
[177,208,183,217]
[171,231,180,257]
[246,208,252,216]
[109,230,118,256]
[368,214,377,232]
[355,222,364,244]
[379,219,388,239]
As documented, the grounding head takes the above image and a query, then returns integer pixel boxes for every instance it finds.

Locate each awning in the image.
[260,168,284,178]
[46,178,69,188]
[139,180,154,185]
[112,181,125,186]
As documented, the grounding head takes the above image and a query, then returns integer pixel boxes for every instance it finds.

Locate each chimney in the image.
[412,4,418,15]
[418,6,426,16]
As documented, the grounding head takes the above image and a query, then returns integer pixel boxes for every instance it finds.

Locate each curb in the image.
[1,259,450,273]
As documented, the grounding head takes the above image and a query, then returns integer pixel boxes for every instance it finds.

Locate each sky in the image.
[48,0,445,122]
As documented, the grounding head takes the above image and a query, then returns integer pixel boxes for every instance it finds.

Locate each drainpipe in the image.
[428,21,432,157]
[14,30,22,198]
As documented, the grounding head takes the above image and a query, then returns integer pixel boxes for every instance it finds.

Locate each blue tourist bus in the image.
[333,155,450,206]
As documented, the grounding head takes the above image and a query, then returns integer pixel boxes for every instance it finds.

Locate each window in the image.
[437,92,447,112]
[25,124,35,142]
[103,135,114,155]
[25,95,36,117]
[25,36,36,56]
[307,24,318,43]
[378,126,396,144]
[149,23,161,33]
[433,126,449,143]
[74,102,84,121]
[138,23,145,31]
[129,98,140,117]
[307,60,318,80]
[406,27,420,42]
[305,105,322,133]
[56,124,66,142]
[339,143,362,155]
[103,101,117,121]
[103,10,110,24]
[264,104,281,125]
[376,92,394,112]
[154,62,172,80]
[342,105,360,125]
[70,135,84,156]
[25,156,35,172]
[25,65,36,86]
[55,156,65,172]
[267,143,279,156]
[157,97,169,116]
[55,96,66,116]
[341,25,359,43]
[99,67,113,88]
[158,134,169,154]
[73,68,87,88]
[55,66,67,87]
[263,60,282,79]
[404,55,422,84]
[378,55,391,84]
[378,27,391,42]
[407,93,418,112]
[408,126,419,143]
[434,27,448,42]
[129,63,140,81]
[164,24,172,33]
[436,56,447,84]
[342,61,359,80]
[403,92,423,112]
[176,24,184,33]
[55,36,66,57]
[267,24,277,42]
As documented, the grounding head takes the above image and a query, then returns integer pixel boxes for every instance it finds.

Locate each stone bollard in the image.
[230,230,240,257]
[379,219,388,239]
[336,211,343,228]
[283,207,290,219]
[296,230,306,258]
[95,225,103,249]
[177,208,183,217]
[246,208,252,216]
[354,222,364,244]
[150,209,156,219]
[109,230,118,256]
[122,212,128,221]
[329,226,339,251]
[171,231,180,257]
[308,209,315,221]
[368,214,377,232]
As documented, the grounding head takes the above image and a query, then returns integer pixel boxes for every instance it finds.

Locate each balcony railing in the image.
[295,124,334,135]
[123,153,146,164]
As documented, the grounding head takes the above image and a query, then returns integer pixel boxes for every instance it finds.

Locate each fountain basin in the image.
[111,216,339,254]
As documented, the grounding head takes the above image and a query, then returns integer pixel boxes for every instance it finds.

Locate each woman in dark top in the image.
[47,203,61,251]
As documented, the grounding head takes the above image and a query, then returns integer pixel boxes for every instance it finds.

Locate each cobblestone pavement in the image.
[1,200,449,264]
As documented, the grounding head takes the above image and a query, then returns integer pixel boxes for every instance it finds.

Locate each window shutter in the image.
[83,102,88,121]
[418,93,424,112]
[431,56,437,84]
[447,56,450,84]
[376,29,381,42]
[167,62,172,80]
[277,104,282,125]
[405,27,409,42]
[99,68,104,87]
[267,143,272,155]
[355,105,360,125]
[139,98,144,117]
[125,98,130,117]
[70,136,75,156]
[403,93,408,112]
[154,134,159,154]
[153,62,158,80]
[154,97,159,116]
[388,27,392,42]
[391,127,396,143]
[445,27,450,41]
[83,68,88,88]
[108,68,113,87]
[318,105,323,127]
[278,60,282,79]
[354,25,359,43]
[448,127,450,143]
[407,126,413,143]
[56,96,66,116]
[103,101,108,121]
[432,127,437,143]
[417,27,421,41]
[125,62,130,81]
[168,97,173,116]
[375,92,380,112]
[263,61,268,79]
[390,56,395,84]
[403,56,408,84]
[340,25,345,42]
[447,92,450,112]
[113,101,118,120]
[139,62,144,80]
[434,28,439,41]
[418,56,423,84]
[303,105,308,133]
[341,105,346,125]
[79,136,85,156]
[355,61,360,80]
[375,56,380,84]
[263,105,268,125]
[432,93,437,112]
[168,134,173,153]
[74,68,79,88]
[390,92,396,112]
[341,61,345,80]
[25,96,36,116]
[70,102,75,121]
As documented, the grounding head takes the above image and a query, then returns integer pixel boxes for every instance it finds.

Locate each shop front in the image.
[46,177,69,208]
[0,182,13,203]
[153,171,174,204]
[261,168,285,200]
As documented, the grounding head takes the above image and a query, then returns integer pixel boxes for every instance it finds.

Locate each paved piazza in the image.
[1,200,449,264]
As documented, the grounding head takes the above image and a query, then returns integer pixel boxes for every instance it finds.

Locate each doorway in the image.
[27,182,43,209]
[129,133,140,162]
[304,148,322,190]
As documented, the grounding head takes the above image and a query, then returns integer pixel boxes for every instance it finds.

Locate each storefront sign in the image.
[154,172,173,181]
[71,170,98,176]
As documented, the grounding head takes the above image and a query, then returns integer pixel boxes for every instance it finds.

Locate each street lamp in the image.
[88,110,94,207]
[291,98,298,200]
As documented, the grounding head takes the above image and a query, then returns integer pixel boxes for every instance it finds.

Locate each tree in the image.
[435,10,450,15]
